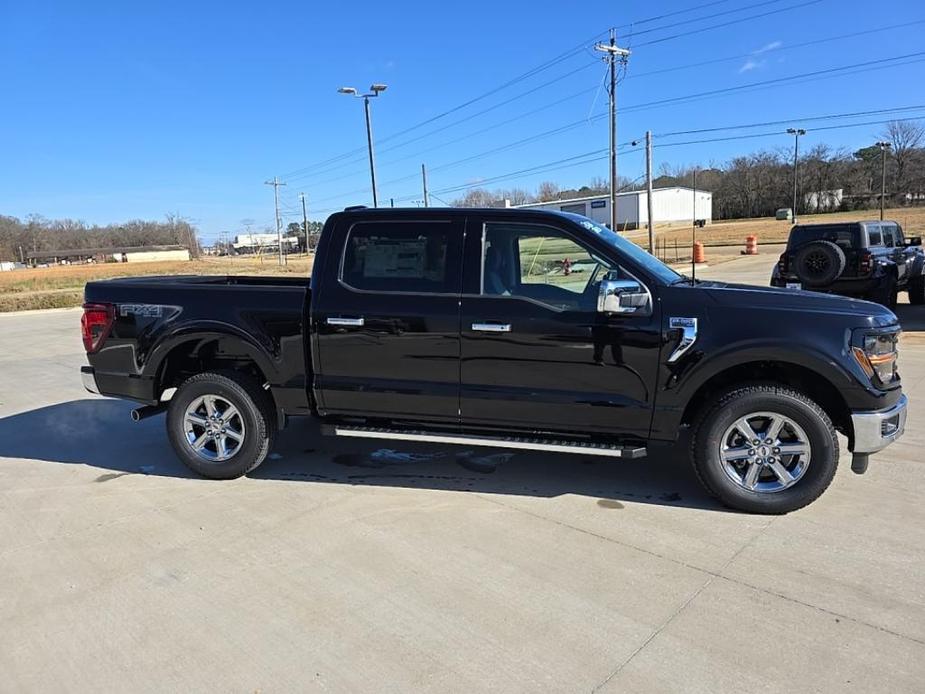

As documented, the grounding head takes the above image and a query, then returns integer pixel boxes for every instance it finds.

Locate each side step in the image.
[331,426,646,459]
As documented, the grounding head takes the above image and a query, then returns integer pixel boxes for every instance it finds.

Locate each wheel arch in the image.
[680,359,853,443]
[149,331,282,427]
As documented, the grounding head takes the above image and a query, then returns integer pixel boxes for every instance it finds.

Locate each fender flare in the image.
[144,323,282,417]
[670,338,858,408]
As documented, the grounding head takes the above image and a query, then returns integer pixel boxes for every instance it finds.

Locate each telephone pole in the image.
[786,128,805,224]
[421,163,430,207]
[875,141,891,220]
[299,192,310,252]
[646,130,655,254]
[264,177,287,265]
[595,28,630,231]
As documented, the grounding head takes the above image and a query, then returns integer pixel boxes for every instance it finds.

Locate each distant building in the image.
[0,261,17,272]
[233,233,299,253]
[804,189,843,212]
[26,245,190,265]
[511,186,713,230]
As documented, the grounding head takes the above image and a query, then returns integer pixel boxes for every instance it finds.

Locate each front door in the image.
[312,216,464,424]
[459,216,661,439]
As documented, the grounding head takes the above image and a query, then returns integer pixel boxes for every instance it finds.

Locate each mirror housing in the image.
[904,236,922,247]
[598,279,648,314]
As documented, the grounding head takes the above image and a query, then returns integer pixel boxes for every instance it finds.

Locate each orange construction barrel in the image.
[693,241,705,264]
[744,235,758,255]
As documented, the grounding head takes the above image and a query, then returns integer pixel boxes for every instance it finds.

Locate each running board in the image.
[331,426,646,459]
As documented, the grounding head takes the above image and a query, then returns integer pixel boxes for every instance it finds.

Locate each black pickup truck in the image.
[81,207,907,513]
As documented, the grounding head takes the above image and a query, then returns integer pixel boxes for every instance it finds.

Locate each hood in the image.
[696,281,899,328]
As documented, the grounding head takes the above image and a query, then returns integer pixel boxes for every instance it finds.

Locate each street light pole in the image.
[339,84,387,208]
[787,128,805,224]
[875,140,891,220]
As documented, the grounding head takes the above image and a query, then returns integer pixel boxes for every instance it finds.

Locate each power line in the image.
[274,0,819,181]
[632,0,824,48]
[287,20,919,192]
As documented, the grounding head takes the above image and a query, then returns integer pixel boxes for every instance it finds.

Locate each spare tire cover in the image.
[793,240,846,286]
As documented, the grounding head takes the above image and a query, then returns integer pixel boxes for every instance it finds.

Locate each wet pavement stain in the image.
[597,499,625,509]
[95,472,133,483]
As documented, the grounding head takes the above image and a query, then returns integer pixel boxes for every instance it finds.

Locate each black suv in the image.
[771,220,924,306]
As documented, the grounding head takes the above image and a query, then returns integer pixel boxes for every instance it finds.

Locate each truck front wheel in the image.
[690,385,838,514]
[166,371,275,479]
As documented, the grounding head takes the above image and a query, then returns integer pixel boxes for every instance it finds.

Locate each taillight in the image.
[81,303,114,353]
[859,250,873,275]
[777,252,789,275]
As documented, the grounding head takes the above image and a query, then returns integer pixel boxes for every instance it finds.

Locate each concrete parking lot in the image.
[1,253,924,692]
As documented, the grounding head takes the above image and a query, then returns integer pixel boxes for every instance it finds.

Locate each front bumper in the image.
[851,394,907,454]
[81,366,100,395]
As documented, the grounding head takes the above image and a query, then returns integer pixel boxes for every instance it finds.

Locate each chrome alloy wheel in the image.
[719,411,811,493]
[183,395,245,462]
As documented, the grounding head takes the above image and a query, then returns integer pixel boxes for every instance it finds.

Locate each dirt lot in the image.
[635,205,925,250]
[0,255,314,312]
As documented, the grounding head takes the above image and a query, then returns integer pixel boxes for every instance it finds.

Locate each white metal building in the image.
[511,187,712,230]
[233,233,299,252]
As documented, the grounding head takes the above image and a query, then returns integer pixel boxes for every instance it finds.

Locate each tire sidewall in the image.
[166,374,270,479]
[694,389,838,513]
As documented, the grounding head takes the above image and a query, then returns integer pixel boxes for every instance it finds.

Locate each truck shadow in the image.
[894,304,925,333]
[0,399,722,512]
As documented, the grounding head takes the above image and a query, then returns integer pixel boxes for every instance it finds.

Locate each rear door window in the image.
[340,221,460,293]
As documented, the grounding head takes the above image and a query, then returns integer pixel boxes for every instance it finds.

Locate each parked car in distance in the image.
[81,207,907,514]
[771,220,925,306]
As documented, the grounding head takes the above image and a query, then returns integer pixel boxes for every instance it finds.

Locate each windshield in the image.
[560,212,683,284]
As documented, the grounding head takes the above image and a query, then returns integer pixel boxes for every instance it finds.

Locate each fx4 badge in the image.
[119,304,163,318]
[667,317,698,363]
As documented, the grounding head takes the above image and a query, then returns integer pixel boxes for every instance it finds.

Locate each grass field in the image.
[3,207,924,312]
[631,206,925,248]
[0,254,314,312]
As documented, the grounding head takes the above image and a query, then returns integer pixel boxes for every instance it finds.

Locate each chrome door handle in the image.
[327,317,365,327]
[472,322,511,333]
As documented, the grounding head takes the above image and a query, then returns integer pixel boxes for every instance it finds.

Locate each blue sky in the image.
[1,0,923,243]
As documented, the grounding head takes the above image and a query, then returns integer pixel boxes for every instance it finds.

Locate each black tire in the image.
[166,371,275,479]
[690,385,838,514]
[793,241,846,286]
[871,276,898,309]
[909,276,925,305]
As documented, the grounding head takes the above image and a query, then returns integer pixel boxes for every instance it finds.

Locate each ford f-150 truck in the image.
[81,207,907,513]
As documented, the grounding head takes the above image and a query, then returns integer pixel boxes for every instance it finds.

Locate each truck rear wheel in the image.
[690,385,838,514]
[166,371,275,479]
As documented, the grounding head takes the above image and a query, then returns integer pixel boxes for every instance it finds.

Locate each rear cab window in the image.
[788,225,861,251]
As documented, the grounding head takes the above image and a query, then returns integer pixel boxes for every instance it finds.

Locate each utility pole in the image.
[299,192,309,253]
[692,169,697,283]
[264,177,287,265]
[787,128,805,224]
[18,245,24,264]
[875,140,892,220]
[646,130,655,254]
[421,163,430,207]
[595,29,630,231]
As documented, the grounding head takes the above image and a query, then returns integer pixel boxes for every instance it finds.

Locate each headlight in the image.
[852,330,900,385]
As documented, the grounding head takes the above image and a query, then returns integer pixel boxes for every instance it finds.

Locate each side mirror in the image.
[598,279,648,314]
[905,236,922,247]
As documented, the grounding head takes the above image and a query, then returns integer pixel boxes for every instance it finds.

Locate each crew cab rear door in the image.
[311,215,464,424]
[458,214,661,439]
